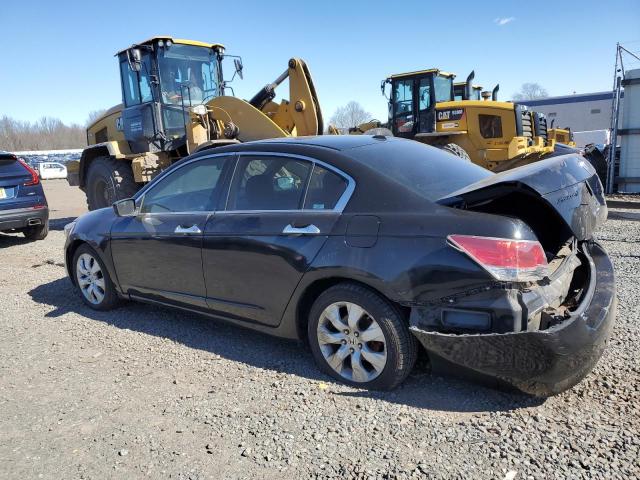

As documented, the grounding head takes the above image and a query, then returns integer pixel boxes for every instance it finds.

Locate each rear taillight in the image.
[448,234,548,282]
[18,159,39,186]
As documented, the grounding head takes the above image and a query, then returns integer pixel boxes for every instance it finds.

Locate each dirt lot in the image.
[1,182,639,479]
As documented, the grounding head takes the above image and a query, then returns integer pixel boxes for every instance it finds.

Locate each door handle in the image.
[282,224,321,235]
[174,225,202,234]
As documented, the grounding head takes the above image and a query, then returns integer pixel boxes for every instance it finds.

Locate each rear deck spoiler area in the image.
[437,154,607,242]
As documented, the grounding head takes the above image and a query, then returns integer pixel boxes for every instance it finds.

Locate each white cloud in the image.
[494,17,515,26]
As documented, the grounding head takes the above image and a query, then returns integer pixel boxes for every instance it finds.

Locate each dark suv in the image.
[0,151,49,240]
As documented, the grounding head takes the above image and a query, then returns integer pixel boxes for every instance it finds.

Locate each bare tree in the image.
[512,83,549,101]
[0,115,86,151]
[86,109,108,126]
[329,101,372,129]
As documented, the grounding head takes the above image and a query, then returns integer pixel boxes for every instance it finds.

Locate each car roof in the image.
[0,150,16,159]
[242,135,397,151]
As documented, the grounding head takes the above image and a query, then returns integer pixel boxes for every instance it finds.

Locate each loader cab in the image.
[454,82,482,101]
[385,69,455,138]
[117,37,225,155]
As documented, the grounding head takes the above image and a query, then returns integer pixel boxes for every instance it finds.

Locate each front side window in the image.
[228,156,312,211]
[139,53,154,103]
[140,156,228,213]
[433,75,453,103]
[158,44,220,106]
[479,114,503,139]
[392,79,414,133]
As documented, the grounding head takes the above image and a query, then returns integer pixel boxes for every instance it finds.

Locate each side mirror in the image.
[234,58,244,80]
[113,198,137,217]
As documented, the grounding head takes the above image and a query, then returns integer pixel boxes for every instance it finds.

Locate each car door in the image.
[202,153,353,326]
[110,153,234,309]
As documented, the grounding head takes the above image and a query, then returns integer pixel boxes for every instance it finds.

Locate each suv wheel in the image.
[22,222,48,241]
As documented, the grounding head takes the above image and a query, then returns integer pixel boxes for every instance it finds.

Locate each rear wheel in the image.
[22,222,48,241]
[308,283,417,390]
[85,157,139,211]
[72,244,121,310]
[439,143,471,161]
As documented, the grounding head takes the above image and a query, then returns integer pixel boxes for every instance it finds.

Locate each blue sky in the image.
[1,0,638,125]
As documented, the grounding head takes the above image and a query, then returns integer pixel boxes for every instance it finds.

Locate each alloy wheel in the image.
[316,301,388,383]
[76,253,106,305]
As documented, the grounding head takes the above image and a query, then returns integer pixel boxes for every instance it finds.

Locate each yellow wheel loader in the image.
[547,120,577,147]
[68,36,323,210]
[379,68,556,171]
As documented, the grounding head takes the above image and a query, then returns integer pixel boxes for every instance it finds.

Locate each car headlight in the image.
[63,221,77,238]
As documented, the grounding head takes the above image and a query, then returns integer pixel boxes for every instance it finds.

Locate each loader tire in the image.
[86,157,140,211]
[583,144,609,186]
[439,143,471,161]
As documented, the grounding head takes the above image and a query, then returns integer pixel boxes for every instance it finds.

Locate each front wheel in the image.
[308,283,418,390]
[72,244,121,310]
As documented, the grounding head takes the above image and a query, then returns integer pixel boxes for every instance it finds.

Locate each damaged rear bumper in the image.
[409,241,616,396]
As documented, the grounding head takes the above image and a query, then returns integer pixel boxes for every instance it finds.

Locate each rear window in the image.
[349,139,491,201]
[0,154,25,176]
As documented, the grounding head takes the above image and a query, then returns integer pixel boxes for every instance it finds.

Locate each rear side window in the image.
[303,165,347,210]
[140,156,228,213]
[479,114,503,138]
[348,140,491,201]
[228,156,312,211]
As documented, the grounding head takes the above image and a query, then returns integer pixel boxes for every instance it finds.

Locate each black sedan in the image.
[0,151,49,240]
[64,136,616,395]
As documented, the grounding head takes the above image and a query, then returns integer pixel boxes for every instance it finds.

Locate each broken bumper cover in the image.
[409,241,616,396]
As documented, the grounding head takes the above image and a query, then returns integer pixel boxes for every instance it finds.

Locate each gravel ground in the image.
[0,191,639,479]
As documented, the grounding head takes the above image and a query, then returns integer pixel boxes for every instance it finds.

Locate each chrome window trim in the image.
[134,151,237,200]
[132,150,355,216]
[224,151,355,214]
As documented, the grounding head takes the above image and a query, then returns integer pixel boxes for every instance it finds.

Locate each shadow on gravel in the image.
[0,232,31,247]
[0,217,78,247]
[29,277,544,413]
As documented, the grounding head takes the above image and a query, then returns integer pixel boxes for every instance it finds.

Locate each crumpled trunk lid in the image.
[438,154,607,242]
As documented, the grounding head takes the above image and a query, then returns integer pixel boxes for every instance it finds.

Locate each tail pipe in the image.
[465,70,475,101]
[492,84,500,101]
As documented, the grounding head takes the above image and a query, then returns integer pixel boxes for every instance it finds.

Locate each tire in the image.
[439,143,471,161]
[22,222,48,241]
[72,244,121,310]
[307,283,418,390]
[85,157,140,211]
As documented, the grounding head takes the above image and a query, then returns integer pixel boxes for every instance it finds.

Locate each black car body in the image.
[0,151,49,240]
[64,136,616,395]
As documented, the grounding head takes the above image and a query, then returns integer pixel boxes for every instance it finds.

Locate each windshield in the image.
[158,44,221,106]
[434,75,453,103]
[349,139,491,201]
